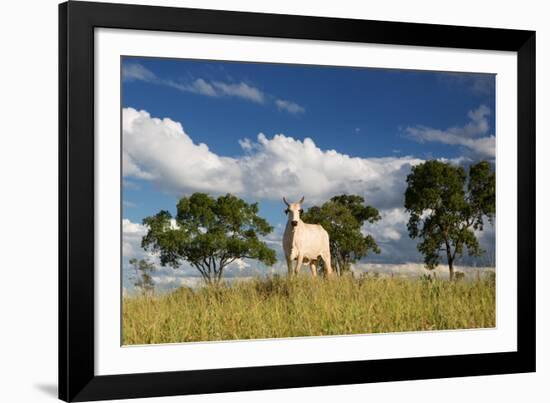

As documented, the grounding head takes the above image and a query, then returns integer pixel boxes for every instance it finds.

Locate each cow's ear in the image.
[299,209,304,215]
[285,209,289,214]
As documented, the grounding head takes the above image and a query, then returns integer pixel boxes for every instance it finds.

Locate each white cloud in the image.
[122,150,155,180]
[364,208,409,242]
[229,258,251,272]
[123,63,305,112]
[122,63,156,82]
[166,78,265,103]
[166,78,218,97]
[212,81,265,103]
[239,133,423,207]
[123,62,265,102]
[189,78,217,97]
[122,108,495,272]
[167,78,265,102]
[123,108,243,195]
[238,137,253,151]
[122,218,148,257]
[405,105,495,159]
[275,99,305,114]
[123,107,423,207]
[361,208,422,264]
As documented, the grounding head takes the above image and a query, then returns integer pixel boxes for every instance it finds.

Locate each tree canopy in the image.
[404,160,495,279]
[142,193,276,284]
[302,195,381,275]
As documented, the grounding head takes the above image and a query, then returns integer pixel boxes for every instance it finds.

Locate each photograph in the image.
[121,56,497,345]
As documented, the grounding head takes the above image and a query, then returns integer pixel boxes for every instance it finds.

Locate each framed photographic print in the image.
[59,1,536,401]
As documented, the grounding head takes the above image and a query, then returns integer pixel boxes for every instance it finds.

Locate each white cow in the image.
[282,197,333,277]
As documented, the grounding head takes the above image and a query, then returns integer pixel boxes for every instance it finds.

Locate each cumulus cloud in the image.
[123,108,423,207]
[405,105,495,159]
[122,108,495,275]
[122,218,148,257]
[238,137,253,151]
[123,108,243,195]
[364,208,409,242]
[362,208,421,264]
[240,133,423,207]
[275,99,305,114]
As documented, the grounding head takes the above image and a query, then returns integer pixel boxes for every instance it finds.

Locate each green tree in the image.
[404,160,495,280]
[129,258,155,295]
[142,193,277,284]
[302,195,381,275]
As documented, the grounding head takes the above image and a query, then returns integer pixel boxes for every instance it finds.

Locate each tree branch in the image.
[191,262,210,283]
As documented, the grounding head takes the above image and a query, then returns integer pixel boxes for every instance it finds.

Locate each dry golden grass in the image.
[122,274,495,345]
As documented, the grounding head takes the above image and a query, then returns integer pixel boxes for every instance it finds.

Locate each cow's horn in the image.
[298,196,305,204]
[283,197,290,207]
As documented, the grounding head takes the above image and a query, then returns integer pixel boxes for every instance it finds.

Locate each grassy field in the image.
[122,274,496,345]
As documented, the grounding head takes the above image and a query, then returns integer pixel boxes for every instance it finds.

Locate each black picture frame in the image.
[59,1,536,401]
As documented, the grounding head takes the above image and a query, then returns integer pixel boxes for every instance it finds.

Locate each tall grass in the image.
[122,274,495,345]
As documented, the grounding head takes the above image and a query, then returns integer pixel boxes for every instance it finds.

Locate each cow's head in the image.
[283,196,304,227]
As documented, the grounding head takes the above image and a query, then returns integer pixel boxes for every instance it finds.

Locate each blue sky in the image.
[121,56,496,288]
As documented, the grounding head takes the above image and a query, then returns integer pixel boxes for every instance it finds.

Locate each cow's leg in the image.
[310,261,317,277]
[294,254,304,276]
[286,255,293,277]
[321,252,334,277]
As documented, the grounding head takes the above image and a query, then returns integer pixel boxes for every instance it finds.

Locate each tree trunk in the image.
[216,264,225,284]
[444,239,454,281]
[335,256,342,276]
[344,257,351,274]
